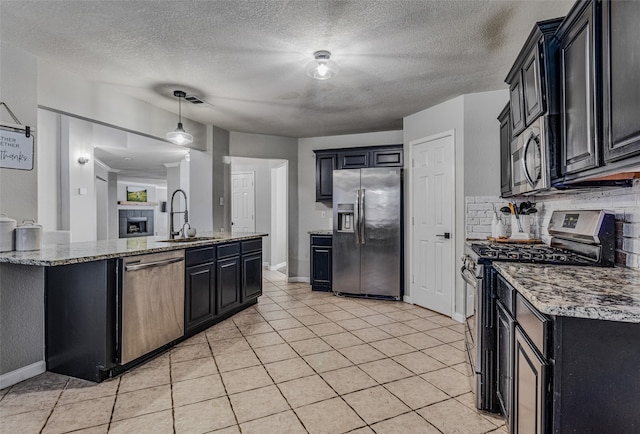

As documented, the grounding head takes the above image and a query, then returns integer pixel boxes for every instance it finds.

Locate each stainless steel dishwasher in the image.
[121,250,185,365]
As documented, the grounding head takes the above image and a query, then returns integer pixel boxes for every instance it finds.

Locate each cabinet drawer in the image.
[496,275,515,316]
[311,235,332,246]
[515,294,550,358]
[241,239,262,253]
[217,242,241,259]
[185,246,215,267]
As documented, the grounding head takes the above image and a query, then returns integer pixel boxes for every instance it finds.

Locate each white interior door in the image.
[232,172,255,233]
[410,132,455,315]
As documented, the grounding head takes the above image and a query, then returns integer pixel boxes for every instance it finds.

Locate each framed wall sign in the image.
[0,127,34,170]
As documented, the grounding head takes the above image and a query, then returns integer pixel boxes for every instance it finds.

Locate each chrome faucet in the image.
[170,189,189,238]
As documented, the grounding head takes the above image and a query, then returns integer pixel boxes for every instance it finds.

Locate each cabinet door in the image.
[315,152,337,201]
[498,104,512,197]
[513,326,548,434]
[371,147,403,167]
[242,252,262,301]
[602,0,640,162]
[510,73,526,137]
[559,2,599,175]
[185,263,216,332]
[496,303,514,425]
[216,256,241,315]
[522,43,545,126]
[311,245,332,290]
[338,150,370,169]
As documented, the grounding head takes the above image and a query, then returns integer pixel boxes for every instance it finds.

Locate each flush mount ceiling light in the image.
[166,90,193,146]
[306,50,339,80]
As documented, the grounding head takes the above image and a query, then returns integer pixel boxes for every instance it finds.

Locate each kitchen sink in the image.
[159,236,223,243]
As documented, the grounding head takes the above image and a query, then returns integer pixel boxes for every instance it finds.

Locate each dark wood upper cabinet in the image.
[506,18,562,139]
[557,0,599,175]
[509,75,525,137]
[314,145,403,202]
[498,104,512,197]
[602,0,640,163]
[522,45,545,125]
[338,149,370,169]
[315,152,337,202]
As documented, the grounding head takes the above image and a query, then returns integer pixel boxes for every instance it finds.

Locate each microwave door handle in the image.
[522,134,537,188]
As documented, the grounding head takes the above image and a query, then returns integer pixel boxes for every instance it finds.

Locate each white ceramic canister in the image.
[0,213,17,252]
[15,219,42,251]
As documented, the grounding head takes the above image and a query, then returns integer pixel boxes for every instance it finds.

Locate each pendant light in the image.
[306,50,339,80]
[166,90,193,146]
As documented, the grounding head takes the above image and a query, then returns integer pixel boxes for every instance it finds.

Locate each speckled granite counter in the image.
[493,262,640,323]
[0,232,267,266]
[309,230,332,235]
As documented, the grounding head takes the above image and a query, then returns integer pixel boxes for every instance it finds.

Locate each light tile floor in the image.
[0,269,506,434]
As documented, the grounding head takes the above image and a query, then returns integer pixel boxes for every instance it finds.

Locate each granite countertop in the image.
[309,230,333,235]
[494,262,640,323]
[0,232,267,266]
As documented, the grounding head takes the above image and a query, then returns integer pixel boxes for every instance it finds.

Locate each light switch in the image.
[78,187,87,195]
[219,197,224,206]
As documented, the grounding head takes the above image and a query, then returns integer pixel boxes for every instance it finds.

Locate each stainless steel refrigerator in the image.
[332,168,402,299]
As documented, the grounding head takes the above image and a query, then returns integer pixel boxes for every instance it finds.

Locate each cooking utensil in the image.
[0,213,16,252]
[510,202,524,232]
[15,219,42,251]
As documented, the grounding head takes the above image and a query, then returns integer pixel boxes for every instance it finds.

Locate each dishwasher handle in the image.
[125,256,184,271]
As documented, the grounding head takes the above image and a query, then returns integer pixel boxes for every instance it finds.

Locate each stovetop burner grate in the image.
[470,243,595,265]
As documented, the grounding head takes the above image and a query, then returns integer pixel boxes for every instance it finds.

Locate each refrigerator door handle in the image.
[355,189,361,245]
[360,188,365,244]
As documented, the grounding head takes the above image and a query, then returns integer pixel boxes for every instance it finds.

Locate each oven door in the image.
[461,265,478,394]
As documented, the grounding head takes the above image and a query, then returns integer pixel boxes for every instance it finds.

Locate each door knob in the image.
[436,233,451,239]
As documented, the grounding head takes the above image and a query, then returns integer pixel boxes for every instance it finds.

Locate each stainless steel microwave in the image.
[511,116,550,195]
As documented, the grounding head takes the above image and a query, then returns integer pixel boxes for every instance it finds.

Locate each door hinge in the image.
[412,217,414,226]
[412,159,415,168]
[412,274,415,284]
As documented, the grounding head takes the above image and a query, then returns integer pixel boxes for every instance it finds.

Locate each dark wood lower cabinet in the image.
[512,326,548,434]
[242,252,263,300]
[217,256,241,315]
[496,302,514,424]
[310,234,332,291]
[185,262,216,333]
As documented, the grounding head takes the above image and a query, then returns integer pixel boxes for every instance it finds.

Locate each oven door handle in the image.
[461,267,478,287]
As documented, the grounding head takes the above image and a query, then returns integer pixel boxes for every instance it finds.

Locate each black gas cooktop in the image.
[470,243,595,265]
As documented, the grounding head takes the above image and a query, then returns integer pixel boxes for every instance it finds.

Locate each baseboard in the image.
[452,312,465,323]
[262,261,269,267]
[268,261,287,271]
[288,277,310,283]
[0,360,46,390]
[403,295,413,304]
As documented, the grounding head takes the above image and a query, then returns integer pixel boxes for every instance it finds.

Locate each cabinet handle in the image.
[125,257,183,271]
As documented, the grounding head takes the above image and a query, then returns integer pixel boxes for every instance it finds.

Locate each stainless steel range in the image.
[461,210,615,413]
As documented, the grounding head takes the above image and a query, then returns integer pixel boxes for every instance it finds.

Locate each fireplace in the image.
[119,209,154,238]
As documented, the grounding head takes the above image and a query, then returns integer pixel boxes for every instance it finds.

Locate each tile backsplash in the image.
[466,179,640,269]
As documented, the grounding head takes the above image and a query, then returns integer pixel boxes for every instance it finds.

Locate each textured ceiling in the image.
[1,0,573,138]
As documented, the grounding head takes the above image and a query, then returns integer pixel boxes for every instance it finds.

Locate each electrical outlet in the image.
[321,211,326,218]
[219,197,224,206]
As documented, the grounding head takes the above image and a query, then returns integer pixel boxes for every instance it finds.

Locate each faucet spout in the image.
[170,189,189,238]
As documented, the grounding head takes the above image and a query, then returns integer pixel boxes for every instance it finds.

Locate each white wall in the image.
[0,43,45,378]
[403,90,507,319]
[37,109,60,232]
[189,134,214,234]
[297,130,404,281]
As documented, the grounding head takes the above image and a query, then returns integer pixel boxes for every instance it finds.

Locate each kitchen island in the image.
[0,233,267,384]
[491,262,640,433]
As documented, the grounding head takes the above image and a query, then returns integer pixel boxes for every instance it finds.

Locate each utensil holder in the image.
[511,215,531,238]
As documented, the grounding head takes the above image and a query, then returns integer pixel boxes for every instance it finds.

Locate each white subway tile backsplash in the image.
[465,180,640,269]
